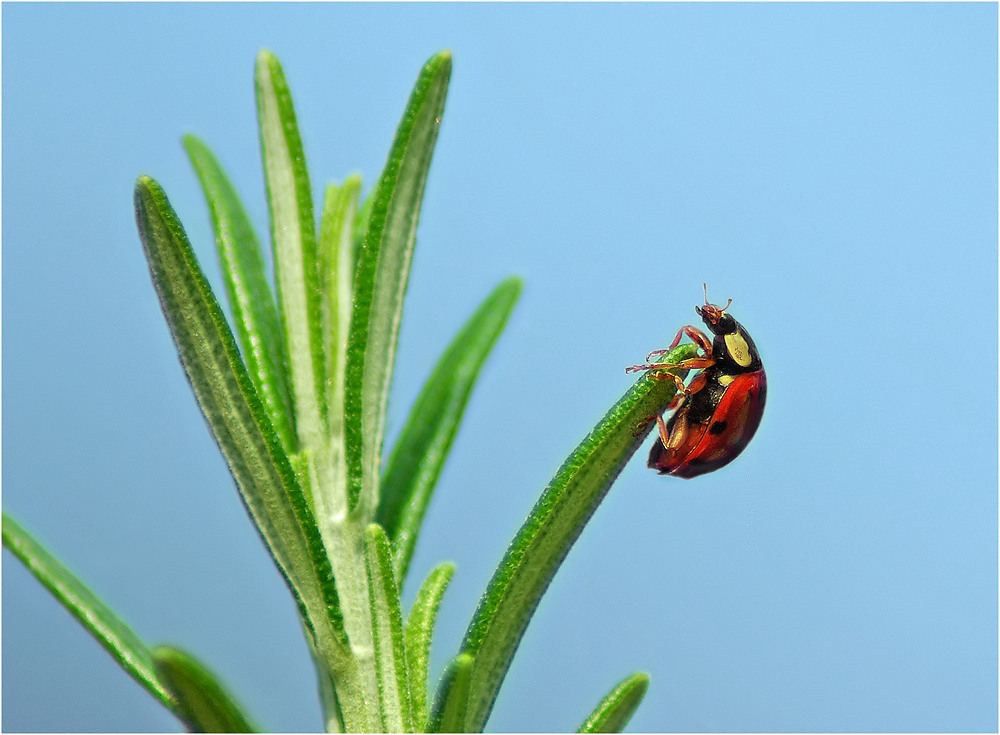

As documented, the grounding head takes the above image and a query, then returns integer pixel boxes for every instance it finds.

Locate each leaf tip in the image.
[133,175,162,221]
[500,275,524,298]
[364,522,393,552]
[424,49,453,82]
[344,171,363,190]
[181,133,203,156]
[255,48,277,68]
[428,651,475,733]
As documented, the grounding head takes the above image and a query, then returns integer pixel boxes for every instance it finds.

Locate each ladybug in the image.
[626,285,766,478]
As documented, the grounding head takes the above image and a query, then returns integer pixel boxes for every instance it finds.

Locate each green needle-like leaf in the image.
[379,277,521,581]
[134,176,347,661]
[445,342,699,732]
[352,187,375,276]
[256,50,327,449]
[404,562,455,731]
[182,134,296,452]
[345,50,452,518]
[153,645,260,733]
[577,672,650,733]
[364,523,413,733]
[427,653,474,734]
[318,176,361,435]
[2,513,173,709]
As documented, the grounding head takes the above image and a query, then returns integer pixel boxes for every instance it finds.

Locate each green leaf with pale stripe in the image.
[364,523,413,733]
[153,645,260,733]
[577,672,649,733]
[379,277,521,582]
[256,50,326,451]
[2,513,174,709]
[344,50,452,518]
[446,342,699,732]
[134,175,347,664]
[404,562,455,731]
[318,176,361,435]
[182,134,296,452]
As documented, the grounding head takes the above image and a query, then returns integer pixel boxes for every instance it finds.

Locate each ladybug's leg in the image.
[621,367,681,391]
[678,369,708,397]
[655,414,671,447]
[632,414,658,437]
[633,357,715,395]
[664,391,684,411]
[669,325,713,354]
[649,363,712,395]
[637,326,713,365]
[625,325,715,390]
[636,387,689,436]
[626,356,715,392]
[642,348,672,363]
[628,325,713,369]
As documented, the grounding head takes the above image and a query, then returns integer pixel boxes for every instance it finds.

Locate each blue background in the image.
[3,3,996,732]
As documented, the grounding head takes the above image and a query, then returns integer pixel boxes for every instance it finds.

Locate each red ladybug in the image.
[626,285,766,478]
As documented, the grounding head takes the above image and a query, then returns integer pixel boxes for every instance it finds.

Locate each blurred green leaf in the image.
[344,50,452,518]
[379,277,521,581]
[153,645,260,733]
[182,134,296,452]
[2,513,174,709]
[448,342,699,731]
[577,672,649,733]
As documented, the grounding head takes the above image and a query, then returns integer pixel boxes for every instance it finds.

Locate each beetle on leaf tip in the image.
[626,284,766,479]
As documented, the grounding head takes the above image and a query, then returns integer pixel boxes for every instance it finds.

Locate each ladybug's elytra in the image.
[626,285,766,478]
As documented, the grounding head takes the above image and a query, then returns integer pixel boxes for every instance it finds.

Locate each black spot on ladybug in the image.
[709,420,727,435]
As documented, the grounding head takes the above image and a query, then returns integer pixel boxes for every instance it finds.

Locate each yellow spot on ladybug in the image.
[718,374,735,387]
[724,333,752,367]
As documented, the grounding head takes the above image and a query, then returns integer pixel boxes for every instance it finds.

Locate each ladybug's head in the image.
[695,283,736,336]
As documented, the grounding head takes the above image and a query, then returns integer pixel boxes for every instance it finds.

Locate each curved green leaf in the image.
[379,277,522,581]
[134,176,347,661]
[344,50,452,518]
[182,134,296,452]
[427,653,474,734]
[577,672,649,733]
[256,50,326,448]
[404,562,455,731]
[449,342,699,732]
[364,523,413,733]
[153,645,259,733]
[2,513,173,708]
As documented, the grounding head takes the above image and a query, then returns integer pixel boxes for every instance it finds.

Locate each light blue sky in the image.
[3,3,996,732]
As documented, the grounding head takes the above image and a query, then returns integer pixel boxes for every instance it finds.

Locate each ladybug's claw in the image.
[632,414,658,437]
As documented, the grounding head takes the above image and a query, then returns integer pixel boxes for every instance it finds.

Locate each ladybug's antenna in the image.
[702,283,732,312]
